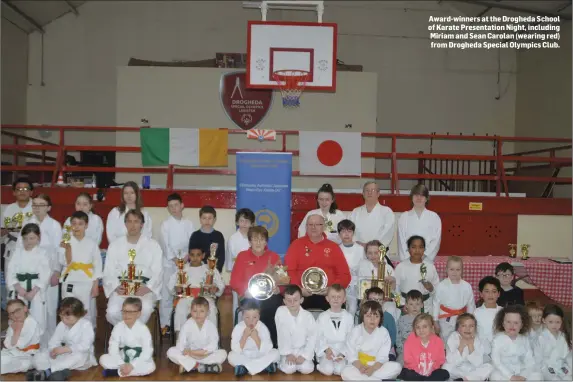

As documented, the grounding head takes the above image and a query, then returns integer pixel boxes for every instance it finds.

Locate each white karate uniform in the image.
[6,246,50,344]
[432,278,475,342]
[34,317,97,372]
[1,316,42,374]
[166,318,227,371]
[59,236,102,326]
[1,200,32,267]
[158,215,194,328]
[105,207,153,244]
[348,203,395,247]
[228,320,280,375]
[315,309,354,376]
[473,304,502,357]
[528,326,543,347]
[99,320,156,377]
[443,332,493,381]
[535,328,573,381]
[341,324,403,380]
[226,230,250,316]
[274,306,317,374]
[103,236,163,325]
[62,212,104,247]
[298,209,347,244]
[490,332,543,381]
[394,259,439,314]
[168,264,224,331]
[340,243,364,316]
[397,208,442,262]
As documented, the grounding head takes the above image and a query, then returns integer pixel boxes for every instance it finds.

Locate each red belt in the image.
[19,343,40,352]
[438,305,467,319]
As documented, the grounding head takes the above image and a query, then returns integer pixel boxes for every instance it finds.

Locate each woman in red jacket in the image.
[229,226,284,348]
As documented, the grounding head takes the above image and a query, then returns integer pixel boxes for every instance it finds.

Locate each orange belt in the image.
[438,305,467,319]
[19,343,40,352]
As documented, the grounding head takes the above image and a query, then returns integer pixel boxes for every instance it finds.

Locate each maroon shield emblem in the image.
[220,71,273,131]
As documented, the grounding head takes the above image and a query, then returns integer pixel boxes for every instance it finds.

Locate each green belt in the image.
[120,345,142,363]
[16,273,39,292]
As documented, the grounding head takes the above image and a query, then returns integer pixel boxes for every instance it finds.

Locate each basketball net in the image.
[272,70,310,108]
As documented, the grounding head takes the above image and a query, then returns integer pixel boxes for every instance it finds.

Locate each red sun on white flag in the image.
[299,131,361,176]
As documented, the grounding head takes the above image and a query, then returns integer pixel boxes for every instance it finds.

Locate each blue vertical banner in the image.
[236,152,292,257]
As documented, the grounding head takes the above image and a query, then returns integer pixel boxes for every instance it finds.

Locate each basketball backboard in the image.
[246,21,337,92]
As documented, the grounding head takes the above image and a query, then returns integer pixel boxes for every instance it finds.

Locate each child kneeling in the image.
[166,297,227,373]
[29,297,97,381]
[341,301,402,380]
[228,300,279,376]
[99,297,156,378]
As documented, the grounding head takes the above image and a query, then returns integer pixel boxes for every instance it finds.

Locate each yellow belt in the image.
[63,262,94,278]
[358,351,375,366]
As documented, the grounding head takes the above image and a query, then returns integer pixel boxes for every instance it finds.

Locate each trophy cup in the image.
[4,217,12,230]
[13,213,24,230]
[127,249,137,280]
[62,225,72,244]
[174,251,190,298]
[200,243,218,298]
[325,218,334,232]
[359,245,393,301]
[508,244,517,258]
[520,244,530,260]
[420,263,427,283]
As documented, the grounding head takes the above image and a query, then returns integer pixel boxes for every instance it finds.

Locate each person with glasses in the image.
[298,183,347,244]
[1,177,34,269]
[284,213,351,311]
[1,299,42,375]
[348,181,395,251]
[495,262,524,307]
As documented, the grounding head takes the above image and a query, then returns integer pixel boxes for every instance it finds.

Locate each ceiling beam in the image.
[555,1,572,13]
[64,0,79,15]
[462,1,572,20]
[1,0,44,33]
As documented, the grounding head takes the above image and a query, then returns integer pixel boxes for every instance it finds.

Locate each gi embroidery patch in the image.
[324,248,331,257]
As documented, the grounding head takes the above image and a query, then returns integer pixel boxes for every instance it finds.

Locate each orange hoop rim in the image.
[272,70,310,83]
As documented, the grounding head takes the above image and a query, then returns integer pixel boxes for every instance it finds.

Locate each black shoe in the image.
[102,369,119,378]
[49,369,71,381]
[234,365,248,377]
[265,363,277,373]
[26,370,36,381]
[33,371,48,381]
[207,364,221,374]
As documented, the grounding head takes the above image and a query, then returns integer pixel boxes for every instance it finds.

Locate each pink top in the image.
[403,333,445,376]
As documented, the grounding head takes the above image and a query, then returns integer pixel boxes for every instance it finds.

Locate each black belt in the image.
[401,292,430,302]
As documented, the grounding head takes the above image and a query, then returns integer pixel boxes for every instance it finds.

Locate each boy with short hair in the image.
[315,284,354,376]
[1,177,33,268]
[228,300,280,376]
[168,245,224,333]
[337,220,363,317]
[495,262,524,307]
[188,206,225,273]
[99,298,156,377]
[1,299,42,374]
[473,276,502,358]
[364,287,398,361]
[275,285,317,375]
[396,290,424,364]
[59,211,102,327]
[159,193,194,336]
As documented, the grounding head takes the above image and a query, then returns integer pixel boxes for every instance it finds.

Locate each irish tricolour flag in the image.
[140,128,228,167]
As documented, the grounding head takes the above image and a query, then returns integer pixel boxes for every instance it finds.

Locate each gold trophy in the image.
[325,219,334,232]
[174,251,191,298]
[62,225,72,244]
[127,249,137,280]
[200,243,218,298]
[508,244,517,258]
[13,213,24,230]
[3,217,12,230]
[420,263,427,282]
[520,244,530,260]
[359,245,393,300]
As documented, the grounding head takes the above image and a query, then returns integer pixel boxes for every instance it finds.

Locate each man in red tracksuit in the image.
[285,214,351,311]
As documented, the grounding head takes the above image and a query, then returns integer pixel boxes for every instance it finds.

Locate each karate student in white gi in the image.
[59,211,102,327]
[443,313,494,381]
[337,219,364,317]
[7,223,50,346]
[474,276,502,358]
[315,284,354,376]
[166,297,227,374]
[226,208,254,315]
[348,181,395,248]
[298,183,347,244]
[106,181,152,244]
[535,304,573,381]
[103,209,163,325]
[394,235,439,314]
[61,192,104,247]
[397,184,442,262]
[100,297,156,378]
[158,193,194,336]
[1,299,42,375]
[168,245,224,332]
[1,178,33,268]
[432,256,475,341]
[274,284,317,375]
[31,297,97,381]
[341,300,402,380]
[357,240,396,304]
[525,301,544,345]
[490,305,543,381]
[228,300,280,376]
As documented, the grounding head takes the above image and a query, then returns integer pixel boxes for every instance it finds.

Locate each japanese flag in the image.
[298,131,361,176]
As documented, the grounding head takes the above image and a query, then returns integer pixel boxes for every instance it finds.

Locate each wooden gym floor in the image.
[1,290,569,381]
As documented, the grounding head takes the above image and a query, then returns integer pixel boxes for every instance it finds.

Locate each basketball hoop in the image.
[272,70,310,108]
